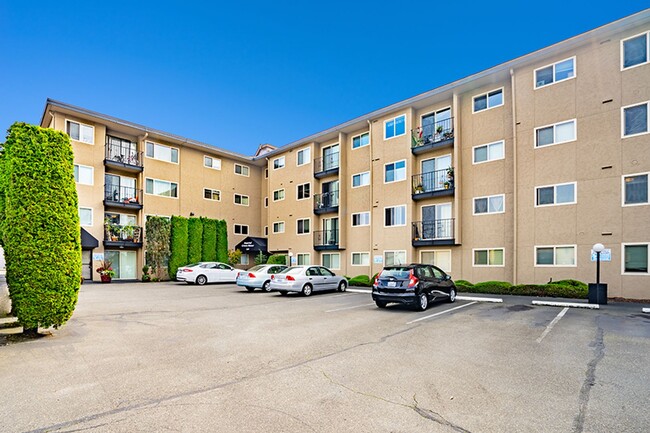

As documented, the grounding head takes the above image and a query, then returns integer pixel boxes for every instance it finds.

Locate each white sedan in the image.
[176,262,238,285]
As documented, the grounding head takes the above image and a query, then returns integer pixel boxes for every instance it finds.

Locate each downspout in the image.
[510,68,518,285]
[367,119,373,275]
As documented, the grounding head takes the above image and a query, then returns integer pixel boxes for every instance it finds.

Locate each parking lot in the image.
[1,281,649,432]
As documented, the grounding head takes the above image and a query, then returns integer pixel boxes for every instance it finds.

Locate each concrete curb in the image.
[457,296,503,303]
[347,288,371,294]
[532,300,599,309]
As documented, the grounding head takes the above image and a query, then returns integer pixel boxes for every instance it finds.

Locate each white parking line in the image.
[325,303,376,313]
[537,307,569,343]
[347,288,372,294]
[532,300,599,309]
[456,296,503,303]
[406,302,477,324]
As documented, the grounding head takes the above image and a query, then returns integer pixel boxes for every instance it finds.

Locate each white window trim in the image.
[273,156,285,170]
[534,245,577,267]
[383,114,407,140]
[351,212,371,227]
[620,31,650,71]
[321,253,341,270]
[351,171,370,188]
[145,141,179,165]
[534,182,577,207]
[145,177,179,199]
[234,224,249,236]
[273,188,285,202]
[202,188,221,202]
[472,248,505,267]
[65,119,95,145]
[234,193,250,207]
[383,250,407,266]
[621,172,649,207]
[79,207,93,227]
[383,160,407,184]
[472,140,505,164]
[351,132,370,150]
[383,205,407,228]
[534,119,577,148]
[621,242,650,275]
[296,218,311,236]
[351,252,371,266]
[234,163,250,177]
[296,147,311,166]
[472,194,506,215]
[472,87,504,113]
[420,106,453,124]
[419,249,453,273]
[272,221,285,234]
[533,56,577,89]
[296,183,311,201]
[74,163,94,185]
[621,101,650,139]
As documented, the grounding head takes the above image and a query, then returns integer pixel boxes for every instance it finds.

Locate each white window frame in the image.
[145,177,179,199]
[621,172,649,207]
[621,31,650,71]
[535,182,577,207]
[384,250,407,266]
[65,119,94,144]
[472,88,504,113]
[472,140,505,164]
[234,224,249,235]
[473,194,506,215]
[272,221,285,234]
[351,252,370,266]
[296,183,311,201]
[384,160,406,184]
[273,189,285,202]
[79,207,93,227]
[384,205,407,227]
[296,147,311,166]
[472,248,505,267]
[351,171,370,188]
[534,119,577,148]
[352,132,370,149]
[321,253,341,270]
[296,253,310,266]
[74,164,94,185]
[203,188,221,202]
[534,245,577,267]
[351,212,371,227]
[234,163,249,177]
[384,114,407,140]
[621,242,650,275]
[534,56,576,89]
[145,141,179,164]
[296,218,311,235]
[234,194,250,206]
[420,250,452,273]
[621,101,649,139]
[273,156,285,170]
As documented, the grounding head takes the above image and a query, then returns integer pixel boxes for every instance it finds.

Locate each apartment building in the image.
[40,10,649,298]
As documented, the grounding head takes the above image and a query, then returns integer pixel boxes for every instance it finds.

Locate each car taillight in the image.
[408,269,419,288]
[248,273,256,278]
[184,269,193,273]
[271,275,275,280]
[286,275,295,281]
[373,275,379,287]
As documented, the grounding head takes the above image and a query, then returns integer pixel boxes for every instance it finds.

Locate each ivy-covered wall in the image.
[216,219,228,263]
[168,215,188,279]
[201,218,217,262]
[187,217,203,264]
[144,216,171,280]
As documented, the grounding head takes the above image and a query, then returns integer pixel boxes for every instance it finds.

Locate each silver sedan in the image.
[236,264,288,292]
[269,265,347,296]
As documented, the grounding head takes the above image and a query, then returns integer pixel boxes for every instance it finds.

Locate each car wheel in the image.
[279,290,288,296]
[375,300,387,308]
[196,275,207,286]
[246,287,255,292]
[448,287,457,303]
[262,280,272,292]
[415,292,429,311]
[337,281,347,292]
[302,284,313,297]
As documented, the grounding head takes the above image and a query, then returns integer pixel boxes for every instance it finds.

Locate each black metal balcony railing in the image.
[314,152,340,175]
[412,219,454,241]
[411,117,454,148]
[314,190,339,210]
[314,229,339,247]
[105,136,142,167]
[104,184,143,206]
[104,224,143,243]
[412,167,454,195]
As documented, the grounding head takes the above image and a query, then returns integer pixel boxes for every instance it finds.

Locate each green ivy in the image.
[201,217,217,262]
[187,217,203,264]
[144,216,171,280]
[168,215,188,279]
[216,219,228,263]
[267,254,287,265]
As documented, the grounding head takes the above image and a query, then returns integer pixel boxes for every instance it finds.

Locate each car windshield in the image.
[248,265,266,272]
[280,267,305,275]
[379,267,411,279]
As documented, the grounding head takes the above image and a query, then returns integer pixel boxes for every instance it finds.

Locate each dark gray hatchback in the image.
[371,264,457,311]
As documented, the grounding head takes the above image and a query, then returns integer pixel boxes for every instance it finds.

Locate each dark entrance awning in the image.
[81,228,99,249]
[235,236,268,254]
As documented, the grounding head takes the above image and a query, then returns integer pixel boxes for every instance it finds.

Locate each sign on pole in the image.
[591,249,611,262]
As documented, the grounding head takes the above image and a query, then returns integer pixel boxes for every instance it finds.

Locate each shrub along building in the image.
[40,10,649,299]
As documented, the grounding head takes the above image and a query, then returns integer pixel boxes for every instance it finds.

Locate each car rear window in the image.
[186,263,201,268]
[280,267,304,275]
[379,267,411,279]
[248,265,265,272]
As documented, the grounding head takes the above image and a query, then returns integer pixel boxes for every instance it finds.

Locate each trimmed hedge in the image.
[187,217,203,264]
[168,216,189,279]
[456,279,588,299]
[145,216,171,280]
[2,123,81,330]
[267,254,287,265]
[216,219,228,263]
[348,275,372,287]
[201,218,217,262]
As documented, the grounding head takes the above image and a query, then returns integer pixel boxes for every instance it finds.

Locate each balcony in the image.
[104,136,143,172]
[412,219,455,247]
[104,185,143,210]
[411,117,454,155]
[314,190,339,215]
[412,167,455,200]
[314,152,340,178]
[103,224,143,249]
[313,229,342,251]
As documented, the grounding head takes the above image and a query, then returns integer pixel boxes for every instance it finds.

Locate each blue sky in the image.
[0,1,647,155]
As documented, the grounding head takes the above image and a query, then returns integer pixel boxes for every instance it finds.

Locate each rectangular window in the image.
[384,250,406,266]
[474,194,505,215]
[79,207,93,226]
[384,205,406,227]
[240,254,249,265]
[145,178,178,198]
[535,120,576,147]
[535,57,575,88]
[66,120,94,144]
[234,194,249,206]
[203,155,221,169]
[421,250,452,273]
[297,183,311,200]
[473,88,503,113]
[234,224,249,235]
[622,102,649,137]
[351,252,370,266]
[265,168,268,178]
[297,253,310,265]
[535,245,576,266]
[203,188,221,201]
[273,189,285,201]
[385,160,406,183]
[264,226,268,236]
[622,32,649,70]
[297,218,310,235]
[352,132,370,149]
[74,164,93,185]
[384,115,406,139]
[264,197,268,207]
[473,248,504,266]
[273,156,285,169]
[352,171,370,188]
[145,141,178,163]
[322,253,340,270]
[352,212,370,227]
[273,221,285,233]
[473,140,505,164]
[234,164,249,176]
[623,244,649,273]
[535,182,576,206]
[623,173,649,205]
[297,147,310,166]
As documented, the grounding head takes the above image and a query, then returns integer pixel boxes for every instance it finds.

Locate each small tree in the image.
[267,254,287,265]
[168,216,189,279]
[145,216,171,280]
[187,217,203,264]
[201,217,217,262]
[254,251,267,265]
[228,249,242,266]
[216,219,228,263]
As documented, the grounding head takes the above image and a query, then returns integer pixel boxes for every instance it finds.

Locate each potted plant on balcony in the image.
[96,259,115,283]
[104,218,119,241]
[122,224,135,241]
[413,181,424,194]
[446,167,454,180]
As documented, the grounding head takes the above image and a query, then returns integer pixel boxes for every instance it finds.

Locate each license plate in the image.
[387,281,397,287]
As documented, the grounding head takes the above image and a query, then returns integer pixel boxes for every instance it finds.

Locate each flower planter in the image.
[100,275,112,283]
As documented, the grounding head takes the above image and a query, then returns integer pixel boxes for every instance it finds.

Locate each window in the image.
[535,57,575,88]
[234,224,249,235]
[265,168,268,178]
[385,205,406,227]
[297,147,311,166]
[234,194,249,206]
[297,183,311,200]
[297,218,310,235]
[273,156,285,169]
[352,132,370,149]
[473,140,504,164]
[145,178,178,198]
[352,212,370,227]
[264,226,268,236]
[74,164,93,185]
[322,253,340,270]
[202,155,221,169]
[474,194,505,215]
[203,188,221,201]
[622,32,649,69]
[623,244,648,273]
[264,197,268,207]
[622,102,649,137]
[66,120,94,144]
[535,182,576,206]
[273,221,285,233]
[352,171,370,188]
[473,248,504,266]
[623,173,648,205]
[297,253,310,265]
[473,88,503,112]
[273,189,285,202]
[384,251,406,266]
[79,207,93,226]
[351,252,370,266]
[385,160,406,183]
[535,245,576,266]
[535,120,576,147]
[234,164,249,176]
[421,250,452,273]
[240,254,249,265]
[145,141,179,163]
[384,115,406,139]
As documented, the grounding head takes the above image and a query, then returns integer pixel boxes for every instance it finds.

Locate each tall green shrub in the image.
[267,254,287,265]
[168,215,189,279]
[201,217,217,262]
[216,219,228,263]
[1,123,80,332]
[145,216,171,280]
[187,217,203,264]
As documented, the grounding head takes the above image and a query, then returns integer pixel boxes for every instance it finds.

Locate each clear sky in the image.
[0,1,647,155]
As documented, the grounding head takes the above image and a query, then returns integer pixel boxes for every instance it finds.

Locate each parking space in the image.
[1,282,649,432]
